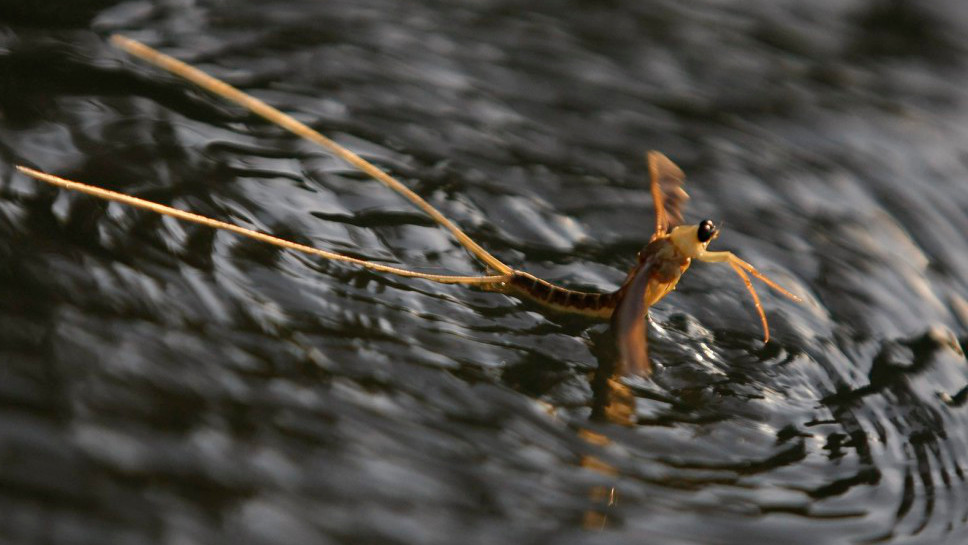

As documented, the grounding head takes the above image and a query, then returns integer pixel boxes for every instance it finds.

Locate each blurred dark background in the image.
[1,1,967,544]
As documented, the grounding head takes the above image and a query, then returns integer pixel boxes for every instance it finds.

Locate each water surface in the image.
[1,1,967,544]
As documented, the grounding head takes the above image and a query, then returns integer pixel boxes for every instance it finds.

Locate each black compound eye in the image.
[697,219,716,243]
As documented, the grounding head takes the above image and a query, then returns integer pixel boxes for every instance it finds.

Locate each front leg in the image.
[696,250,801,343]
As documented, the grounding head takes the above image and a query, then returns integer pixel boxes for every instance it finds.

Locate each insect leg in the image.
[726,254,802,302]
[729,260,769,343]
[696,249,804,342]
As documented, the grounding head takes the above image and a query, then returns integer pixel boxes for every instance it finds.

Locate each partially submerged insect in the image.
[16,36,802,377]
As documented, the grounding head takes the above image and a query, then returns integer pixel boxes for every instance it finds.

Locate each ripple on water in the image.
[2,1,968,544]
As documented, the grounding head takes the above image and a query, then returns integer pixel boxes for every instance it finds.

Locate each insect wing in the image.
[610,253,662,377]
[648,151,689,240]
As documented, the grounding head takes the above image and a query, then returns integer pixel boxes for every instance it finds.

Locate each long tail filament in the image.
[16,166,506,286]
[109,35,513,277]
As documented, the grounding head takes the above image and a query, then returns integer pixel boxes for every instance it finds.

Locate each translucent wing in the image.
[611,239,688,377]
[647,151,688,241]
[611,255,654,376]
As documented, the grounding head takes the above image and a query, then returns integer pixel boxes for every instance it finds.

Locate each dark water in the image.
[2,1,968,543]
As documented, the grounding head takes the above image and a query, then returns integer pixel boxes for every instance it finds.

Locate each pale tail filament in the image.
[109,35,513,277]
[16,166,505,286]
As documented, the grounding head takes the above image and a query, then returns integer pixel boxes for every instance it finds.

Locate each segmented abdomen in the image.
[507,271,619,318]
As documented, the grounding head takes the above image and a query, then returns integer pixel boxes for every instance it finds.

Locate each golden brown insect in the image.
[16,36,802,377]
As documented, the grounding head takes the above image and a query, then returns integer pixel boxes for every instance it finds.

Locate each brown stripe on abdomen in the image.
[507,271,617,318]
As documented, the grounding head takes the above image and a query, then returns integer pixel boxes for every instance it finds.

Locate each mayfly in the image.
[16,35,802,377]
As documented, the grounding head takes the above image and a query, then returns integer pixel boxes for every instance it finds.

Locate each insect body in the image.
[499,151,801,375]
[16,36,801,378]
